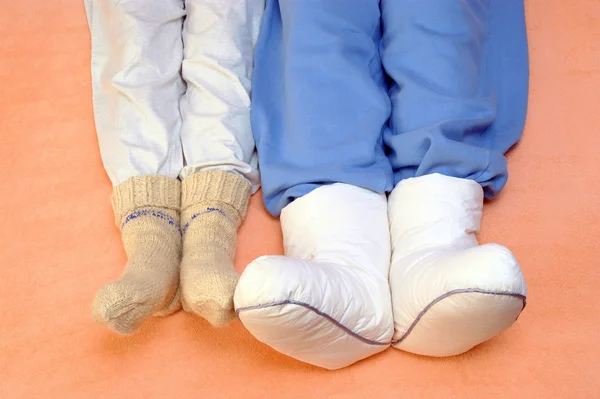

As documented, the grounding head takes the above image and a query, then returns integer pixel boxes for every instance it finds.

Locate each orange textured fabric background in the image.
[1,1,599,398]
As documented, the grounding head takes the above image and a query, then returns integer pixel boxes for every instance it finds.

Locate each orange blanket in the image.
[1,0,598,397]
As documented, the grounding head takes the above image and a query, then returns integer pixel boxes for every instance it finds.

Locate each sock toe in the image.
[92,281,154,334]
[153,284,182,317]
[181,267,239,326]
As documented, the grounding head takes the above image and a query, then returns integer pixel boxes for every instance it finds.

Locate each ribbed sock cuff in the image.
[181,171,251,219]
[112,175,181,225]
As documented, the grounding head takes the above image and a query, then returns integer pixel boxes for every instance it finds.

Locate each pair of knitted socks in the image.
[92,170,249,334]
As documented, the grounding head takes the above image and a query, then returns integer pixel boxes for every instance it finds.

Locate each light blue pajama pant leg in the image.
[380,0,529,197]
[253,0,529,217]
[251,0,393,216]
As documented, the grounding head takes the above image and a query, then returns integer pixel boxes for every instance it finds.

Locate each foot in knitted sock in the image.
[92,176,182,334]
[180,171,250,326]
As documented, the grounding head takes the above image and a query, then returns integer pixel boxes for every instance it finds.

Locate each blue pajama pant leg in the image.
[380,0,529,198]
[251,0,393,217]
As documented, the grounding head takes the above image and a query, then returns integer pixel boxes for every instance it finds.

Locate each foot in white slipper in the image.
[234,184,394,370]
[388,174,527,357]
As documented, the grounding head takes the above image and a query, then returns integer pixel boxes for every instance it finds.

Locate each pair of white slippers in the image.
[234,173,527,370]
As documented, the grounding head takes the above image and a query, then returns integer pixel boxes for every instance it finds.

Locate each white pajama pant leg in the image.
[179,0,264,193]
[85,0,186,186]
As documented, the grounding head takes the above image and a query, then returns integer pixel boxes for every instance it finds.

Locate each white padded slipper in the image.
[234,184,394,370]
[388,173,527,357]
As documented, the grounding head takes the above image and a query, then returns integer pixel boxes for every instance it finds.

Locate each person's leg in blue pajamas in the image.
[249,1,393,216]
[234,0,396,370]
[381,0,529,356]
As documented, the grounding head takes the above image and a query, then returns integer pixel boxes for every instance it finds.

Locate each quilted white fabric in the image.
[234,183,394,370]
[388,174,527,356]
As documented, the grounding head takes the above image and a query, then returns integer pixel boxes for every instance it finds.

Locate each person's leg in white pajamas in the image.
[85,0,186,334]
[84,0,263,333]
[178,0,264,326]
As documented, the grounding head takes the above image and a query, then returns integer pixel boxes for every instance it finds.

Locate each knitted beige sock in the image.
[92,176,183,334]
[180,170,250,326]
